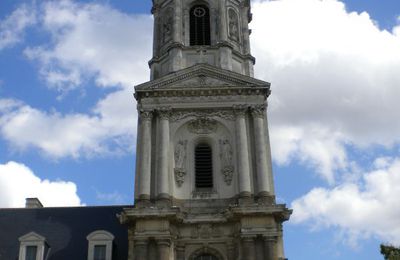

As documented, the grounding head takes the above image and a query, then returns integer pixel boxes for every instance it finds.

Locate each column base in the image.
[238,191,252,205]
[156,193,172,208]
[257,192,275,205]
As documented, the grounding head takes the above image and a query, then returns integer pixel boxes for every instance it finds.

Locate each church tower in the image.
[120,0,292,259]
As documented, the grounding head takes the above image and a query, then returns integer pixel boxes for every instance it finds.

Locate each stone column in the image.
[157,108,171,201]
[157,239,171,260]
[241,237,256,260]
[219,0,228,42]
[234,106,251,198]
[227,242,236,260]
[173,0,182,43]
[134,239,148,260]
[263,237,277,260]
[264,109,275,195]
[251,105,271,198]
[137,110,153,202]
[176,244,185,260]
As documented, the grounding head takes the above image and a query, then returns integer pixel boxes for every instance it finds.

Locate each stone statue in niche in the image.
[162,8,173,43]
[219,139,234,185]
[228,9,239,41]
[174,140,187,187]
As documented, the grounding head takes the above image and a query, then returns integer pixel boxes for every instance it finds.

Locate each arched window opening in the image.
[194,254,219,260]
[195,143,213,188]
[190,5,211,46]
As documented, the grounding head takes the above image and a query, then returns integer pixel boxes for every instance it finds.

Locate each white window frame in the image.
[18,232,46,260]
[87,230,114,260]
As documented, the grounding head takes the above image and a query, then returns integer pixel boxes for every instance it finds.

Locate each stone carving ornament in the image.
[188,117,218,134]
[161,8,173,43]
[228,9,239,41]
[174,140,188,187]
[250,104,266,118]
[170,110,235,122]
[219,139,234,185]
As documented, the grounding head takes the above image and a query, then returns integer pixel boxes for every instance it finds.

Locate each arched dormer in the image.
[86,230,114,260]
[18,232,48,260]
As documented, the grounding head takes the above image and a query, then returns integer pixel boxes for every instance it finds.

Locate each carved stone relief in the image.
[228,9,239,41]
[170,110,235,122]
[250,104,266,118]
[219,139,234,185]
[174,140,188,187]
[188,117,218,134]
[161,7,173,44]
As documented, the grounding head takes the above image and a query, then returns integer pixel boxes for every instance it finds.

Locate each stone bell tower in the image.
[119,0,292,259]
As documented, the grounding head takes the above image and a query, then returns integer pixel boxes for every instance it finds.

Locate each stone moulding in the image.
[135,86,270,100]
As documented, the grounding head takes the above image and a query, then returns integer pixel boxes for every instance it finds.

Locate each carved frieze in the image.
[188,117,218,134]
[170,110,235,122]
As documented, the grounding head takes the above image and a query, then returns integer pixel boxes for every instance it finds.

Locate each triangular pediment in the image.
[135,64,270,90]
[19,231,46,242]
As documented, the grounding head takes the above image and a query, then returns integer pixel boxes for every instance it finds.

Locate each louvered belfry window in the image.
[195,143,213,188]
[190,5,211,46]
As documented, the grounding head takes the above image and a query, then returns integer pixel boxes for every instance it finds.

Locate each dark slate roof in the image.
[0,205,133,260]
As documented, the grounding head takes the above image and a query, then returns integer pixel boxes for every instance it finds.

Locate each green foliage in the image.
[381,244,400,260]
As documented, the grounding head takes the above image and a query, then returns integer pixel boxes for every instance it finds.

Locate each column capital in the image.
[157,107,172,120]
[250,104,266,118]
[233,105,248,117]
[156,238,171,246]
[134,238,149,246]
[241,235,257,242]
[139,109,154,121]
[263,235,278,242]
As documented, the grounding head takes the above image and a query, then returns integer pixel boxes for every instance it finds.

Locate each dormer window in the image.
[18,232,47,260]
[87,230,114,260]
[190,5,211,46]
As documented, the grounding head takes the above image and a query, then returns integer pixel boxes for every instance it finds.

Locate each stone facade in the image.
[120,1,291,259]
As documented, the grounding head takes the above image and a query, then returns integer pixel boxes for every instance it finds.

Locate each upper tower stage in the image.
[150,0,255,80]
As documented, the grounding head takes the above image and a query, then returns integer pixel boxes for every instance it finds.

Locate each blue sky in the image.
[1,0,400,259]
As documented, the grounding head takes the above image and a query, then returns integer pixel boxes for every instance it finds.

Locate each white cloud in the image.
[95,190,126,205]
[24,0,152,92]
[0,161,82,207]
[251,0,400,182]
[0,1,147,158]
[0,3,36,50]
[0,94,136,159]
[291,157,400,247]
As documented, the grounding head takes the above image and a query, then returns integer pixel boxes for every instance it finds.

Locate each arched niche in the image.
[171,116,236,200]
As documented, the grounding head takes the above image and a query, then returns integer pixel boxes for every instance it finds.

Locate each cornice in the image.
[135,86,270,101]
